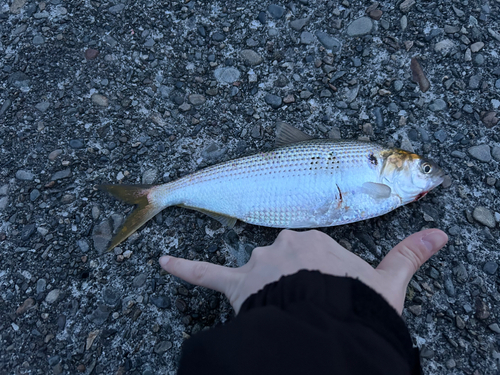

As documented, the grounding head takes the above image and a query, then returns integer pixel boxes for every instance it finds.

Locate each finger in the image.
[159,256,237,294]
[376,229,448,284]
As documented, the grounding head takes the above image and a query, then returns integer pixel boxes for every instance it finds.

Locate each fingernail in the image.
[422,231,448,253]
[159,256,170,268]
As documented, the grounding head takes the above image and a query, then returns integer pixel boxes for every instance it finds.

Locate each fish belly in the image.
[155,141,401,228]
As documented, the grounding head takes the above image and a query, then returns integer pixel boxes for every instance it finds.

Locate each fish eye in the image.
[421,162,432,174]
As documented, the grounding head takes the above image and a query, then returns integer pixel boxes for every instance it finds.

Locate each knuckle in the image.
[398,245,424,272]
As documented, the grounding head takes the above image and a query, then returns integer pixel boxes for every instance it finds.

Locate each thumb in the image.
[376,229,448,284]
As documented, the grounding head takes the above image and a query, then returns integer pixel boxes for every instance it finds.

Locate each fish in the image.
[97,123,444,251]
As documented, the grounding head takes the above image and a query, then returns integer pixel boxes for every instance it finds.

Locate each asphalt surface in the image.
[1,0,500,374]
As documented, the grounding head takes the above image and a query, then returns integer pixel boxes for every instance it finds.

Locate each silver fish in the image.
[98,124,444,250]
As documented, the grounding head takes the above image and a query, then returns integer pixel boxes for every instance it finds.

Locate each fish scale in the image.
[98,125,444,251]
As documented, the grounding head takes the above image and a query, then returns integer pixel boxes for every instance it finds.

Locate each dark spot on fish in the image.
[369,153,378,166]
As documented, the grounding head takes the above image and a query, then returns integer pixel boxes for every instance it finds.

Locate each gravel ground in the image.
[1,0,500,374]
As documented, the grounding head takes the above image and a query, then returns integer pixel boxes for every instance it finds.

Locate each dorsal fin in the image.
[275,122,314,147]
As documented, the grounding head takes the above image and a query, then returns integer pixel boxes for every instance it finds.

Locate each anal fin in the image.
[178,204,237,228]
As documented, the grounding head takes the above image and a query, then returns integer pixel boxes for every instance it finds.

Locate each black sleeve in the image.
[178,270,421,375]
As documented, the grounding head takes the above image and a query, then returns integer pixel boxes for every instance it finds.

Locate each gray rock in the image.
[315,31,341,52]
[92,220,112,254]
[429,99,447,111]
[51,169,72,180]
[214,67,240,84]
[77,239,89,252]
[178,103,191,112]
[102,287,121,306]
[132,273,148,288]
[347,17,373,36]
[473,206,496,228]
[35,102,50,112]
[264,94,282,109]
[110,213,124,233]
[91,93,109,107]
[108,3,125,14]
[300,31,315,44]
[36,279,46,294]
[144,38,155,47]
[21,224,35,241]
[483,261,498,275]
[474,54,484,65]
[462,104,473,113]
[0,99,12,117]
[103,35,117,47]
[468,145,491,162]
[394,80,403,91]
[45,289,61,303]
[469,74,482,89]
[32,35,44,45]
[150,295,171,309]
[88,304,110,325]
[16,170,34,181]
[387,103,398,112]
[69,139,84,149]
[289,17,310,31]
[267,4,285,19]
[444,275,455,297]
[489,323,500,333]
[240,49,263,66]
[444,25,460,33]
[496,79,500,89]
[434,130,447,142]
[434,39,455,55]
[142,168,157,184]
[492,147,500,162]
[212,31,225,42]
[30,189,40,201]
[188,94,206,106]
[300,90,313,99]
[372,107,383,127]
[0,185,9,196]
[154,341,173,354]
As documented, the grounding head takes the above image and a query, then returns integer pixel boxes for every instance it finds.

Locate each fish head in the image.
[380,149,444,204]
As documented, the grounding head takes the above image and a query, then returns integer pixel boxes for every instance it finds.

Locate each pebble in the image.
[434,39,455,55]
[91,93,109,107]
[468,145,491,162]
[257,11,266,25]
[315,31,341,52]
[85,49,99,60]
[434,130,447,142]
[475,298,490,320]
[408,305,422,316]
[21,223,36,241]
[16,170,34,181]
[240,49,263,66]
[489,323,500,334]
[483,261,498,275]
[150,295,171,309]
[369,9,382,20]
[472,206,496,228]
[470,42,484,52]
[400,0,415,13]
[88,304,110,325]
[211,32,225,42]
[92,220,112,254]
[30,189,40,201]
[410,58,430,93]
[142,168,157,184]
[45,289,61,303]
[154,341,173,354]
[179,103,191,112]
[300,31,315,44]
[69,139,84,149]
[108,3,125,14]
[188,94,206,106]
[51,169,72,180]
[393,80,403,91]
[429,99,447,112]
[264,94,282,109]
[346,17,373,36]
[492,147,500,162]
[456,315,465,329]
[444,275,455,297]
[16,298,35,315]
[400,15,407,31]
[444,25,460,33]
[76,239,89,253]
[133,273,147,288]
[267,4,285,19]
[474,54,484,65]
[36,279,46,294]
[48,149,63,161]
[35,101,50,112]
[0,99,12,117]
[214,67,240,84]
[492,99,500,109]
[32,35,44,45]
[482,111,499,128]
[289,17,310,31]
[102,287,121,306]
[469,74,482,89]
[452,5,465,17]
[372,107,383,127]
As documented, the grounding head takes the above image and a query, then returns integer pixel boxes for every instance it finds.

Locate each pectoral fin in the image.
[275,122,314,147]
[360,182,392,199]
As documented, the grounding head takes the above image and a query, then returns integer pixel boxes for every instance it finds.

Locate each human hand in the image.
[159,229,448,314]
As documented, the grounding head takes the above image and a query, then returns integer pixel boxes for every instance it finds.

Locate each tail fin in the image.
[97,184,163,251]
